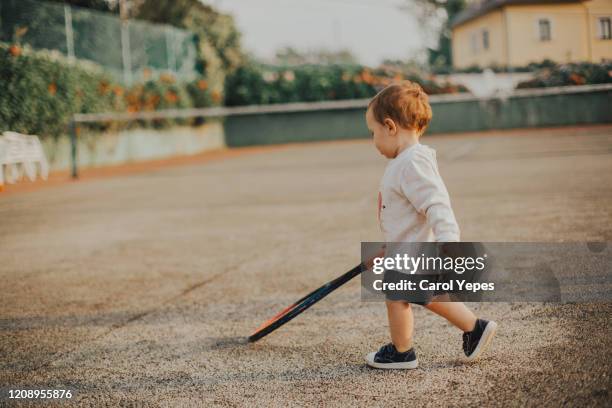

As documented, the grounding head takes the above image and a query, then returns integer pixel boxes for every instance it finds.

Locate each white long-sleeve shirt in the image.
[378,143,460,243]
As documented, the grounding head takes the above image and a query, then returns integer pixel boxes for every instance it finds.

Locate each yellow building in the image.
[451,0,612,69]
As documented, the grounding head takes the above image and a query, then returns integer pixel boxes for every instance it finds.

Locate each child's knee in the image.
[385,299,411,309]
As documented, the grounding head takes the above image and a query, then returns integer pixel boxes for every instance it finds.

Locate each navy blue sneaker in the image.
[365,343,418,369]
[463,319,497,361]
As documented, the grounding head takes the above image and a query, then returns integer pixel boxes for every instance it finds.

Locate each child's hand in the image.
[363,244,386,270]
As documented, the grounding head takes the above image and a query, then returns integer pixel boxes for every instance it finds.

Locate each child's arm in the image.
[400,151,460,242]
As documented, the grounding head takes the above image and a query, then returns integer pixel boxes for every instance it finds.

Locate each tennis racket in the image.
[248,262,365,342]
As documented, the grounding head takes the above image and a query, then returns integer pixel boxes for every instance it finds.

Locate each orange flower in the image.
[211,90,222,103]
[112,85,124,97]
[360,70,374,84]
[8,44,21,57]
[197,79,208,90]
[569,73,585,85]
[145,94,160,110]
[393,73,403,82]
[142,68,152,79]
[283,71,295,81]
[159,73,175,84]
[164,90,178,103]
[48,83,57,95]
[15,27,28,38]
[98,81,110,95]
[369,75,382,86]
[126,94,138,105]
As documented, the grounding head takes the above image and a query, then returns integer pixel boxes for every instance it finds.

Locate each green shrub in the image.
[186,79,214,108]
[516,62,612,89]
[291,64,376,101]
[0,43,120,138]
[223,62,468,107]
[0,43,221,138]
[123,75,192,128]
[223,64,270,106]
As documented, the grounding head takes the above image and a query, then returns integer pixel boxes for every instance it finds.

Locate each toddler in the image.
[364,82,497,369]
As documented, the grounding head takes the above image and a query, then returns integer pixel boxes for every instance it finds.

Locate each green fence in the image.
[67,84,612,177]
[0,0,198,83]
[223,84,612,147]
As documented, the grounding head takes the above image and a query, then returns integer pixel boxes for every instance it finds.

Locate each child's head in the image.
[366,81,432,158]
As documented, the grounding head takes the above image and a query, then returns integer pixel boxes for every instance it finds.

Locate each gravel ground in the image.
[1,126,611,407]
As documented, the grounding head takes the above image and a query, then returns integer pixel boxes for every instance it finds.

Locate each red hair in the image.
[368,81,432,134]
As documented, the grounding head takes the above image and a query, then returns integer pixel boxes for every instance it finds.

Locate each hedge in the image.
[516,62,612,89]
[1,42,472,137]
[0,43,121,137]
[224,63,469,107]
[0,43,218,138]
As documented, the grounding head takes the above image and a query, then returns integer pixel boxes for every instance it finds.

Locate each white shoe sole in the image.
[365,352,419,369]
[466,320,497,362]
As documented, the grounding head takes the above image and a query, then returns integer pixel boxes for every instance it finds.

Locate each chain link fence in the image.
[0,0,199,84]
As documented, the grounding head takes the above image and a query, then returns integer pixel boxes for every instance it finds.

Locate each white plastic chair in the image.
[0,131,49,186]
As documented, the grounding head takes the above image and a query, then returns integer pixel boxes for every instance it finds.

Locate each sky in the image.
[201,0,437,66]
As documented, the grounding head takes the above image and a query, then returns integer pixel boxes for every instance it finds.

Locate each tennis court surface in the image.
[1,126,611,406]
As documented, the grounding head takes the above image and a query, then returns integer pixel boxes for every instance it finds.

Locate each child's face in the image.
[366,107,398,159]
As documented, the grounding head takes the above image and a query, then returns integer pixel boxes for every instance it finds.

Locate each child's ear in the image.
[383,118,397,134]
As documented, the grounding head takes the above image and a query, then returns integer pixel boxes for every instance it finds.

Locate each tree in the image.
[134,0,244,102]
[404,0,467,70]
[274,47,307,66]
[274,47,358,66]
[135,0,244,73]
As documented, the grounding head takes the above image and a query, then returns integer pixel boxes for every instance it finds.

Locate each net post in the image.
[120,0,132,85]
[69,119,78,179]
[166,27,177,72]
[63,4,75,61]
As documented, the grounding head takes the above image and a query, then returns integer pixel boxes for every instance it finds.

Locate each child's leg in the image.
[424,296,477,332]
[386,300,414,352]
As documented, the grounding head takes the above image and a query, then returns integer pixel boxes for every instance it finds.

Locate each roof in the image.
[451,0,584,28]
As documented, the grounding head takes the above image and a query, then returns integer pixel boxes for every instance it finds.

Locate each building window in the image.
[482,29,489,50]
[470,32,479,54]
[599,17,611,40]
[538,18,551,41]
